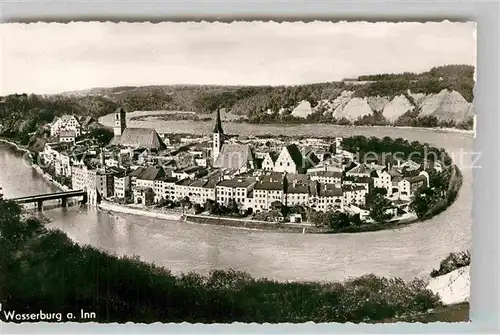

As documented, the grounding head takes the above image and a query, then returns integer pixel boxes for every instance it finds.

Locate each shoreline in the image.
[99,112,474,137]
[0,138,68,193]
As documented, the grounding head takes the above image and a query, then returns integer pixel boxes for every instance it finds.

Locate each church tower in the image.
[114,108,127,136]
[212,108,224,165]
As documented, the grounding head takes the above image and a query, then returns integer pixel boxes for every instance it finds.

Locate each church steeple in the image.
[212,108,224,165]
[213,108,224,134]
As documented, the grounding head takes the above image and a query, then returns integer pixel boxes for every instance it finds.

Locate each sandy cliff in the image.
[427,266,470,305]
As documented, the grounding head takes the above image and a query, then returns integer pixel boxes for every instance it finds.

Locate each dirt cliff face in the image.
[427,266,470,305]
[383,94,414,122]
[418,89,473,122]
[293,88,473,124]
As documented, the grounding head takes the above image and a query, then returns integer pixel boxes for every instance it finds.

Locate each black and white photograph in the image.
[0,21,475,324]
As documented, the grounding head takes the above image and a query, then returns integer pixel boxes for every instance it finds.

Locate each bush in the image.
[430,250,471,278]
[0,200,443,323]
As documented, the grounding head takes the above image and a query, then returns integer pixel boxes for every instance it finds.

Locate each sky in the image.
[0,21,476,95]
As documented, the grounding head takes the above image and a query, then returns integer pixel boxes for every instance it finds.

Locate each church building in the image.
[110,108,166,151]
[212,109,255,173]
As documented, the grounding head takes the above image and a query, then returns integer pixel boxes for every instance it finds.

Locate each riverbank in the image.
[98,200,183,221]
[0,138,69,193]
[184,214,318,233]
[97,200,317,233]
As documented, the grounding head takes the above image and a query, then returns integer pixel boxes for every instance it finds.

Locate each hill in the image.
[0,65,475,146]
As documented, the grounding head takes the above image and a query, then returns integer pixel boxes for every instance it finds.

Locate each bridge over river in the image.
[8,190,87,211]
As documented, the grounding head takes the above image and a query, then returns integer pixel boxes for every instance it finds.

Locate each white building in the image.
[343,184,367,207]
[216,177,256,208]
[261,152,278,171]
[59,130,76,144]
[50,115,81,137]
[55,152,72,177]
[309,182,344,212]
[308,170,342,186]
[274,144,304,174]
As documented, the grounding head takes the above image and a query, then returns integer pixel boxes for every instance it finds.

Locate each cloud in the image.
[0,21,476,95]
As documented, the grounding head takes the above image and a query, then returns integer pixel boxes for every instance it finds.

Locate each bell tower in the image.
[212,108,224,165]
[114,108,127,136]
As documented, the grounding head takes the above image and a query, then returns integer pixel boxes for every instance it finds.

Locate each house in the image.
[55,152,72,177]
[306,156,344,173]
[309,182,344,212]
[372,170,393,195]
[261,151,278,171]
[397,174,428,201]
[50,115,81,137]
[285,180,310,207]
[308,170,342,186]
[343,176,370,192]
[274,144,304,174]
[216,177,256,208]
[153,176,178,202]
[59,130,77,144]
[252,174,284,212]
[129,166,166,201]
[346,163,377,178]
[42,143,63,164]
[343,184,367,206]
[95,168,114,199]
[174,174,219,206]
[133,186,155,206]
[71,163,113,200]
[289,213,303,223]
[113,168,131,199]
[174,178,194,202]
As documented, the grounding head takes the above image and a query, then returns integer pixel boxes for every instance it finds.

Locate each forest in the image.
[0,65,475,146]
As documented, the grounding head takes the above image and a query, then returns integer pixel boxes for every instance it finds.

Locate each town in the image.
[38,107,437,224]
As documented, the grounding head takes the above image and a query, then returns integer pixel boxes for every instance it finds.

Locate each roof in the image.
[265,151,279,163]
[284,144,303,168]
[213,109,224,133]
[129,166,165,180]
[176,178,193,186]
[387,168,403,178]
[217,177,256,189]
[214,144,254,170]
[346,163,373,175]
[60,115,77,122]
[343,184,366,192]
[308,170,342,178]
[59,130,76,138]
[401,159,421,170]
[287,184,309,194]
[134,186,153,192]
[111,127,166,150]
[404,174,427,184]
[310,182,343,197]
[286,173,309,183]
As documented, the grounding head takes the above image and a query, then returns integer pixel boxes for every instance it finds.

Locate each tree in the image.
[409,187,437,220]
[328,212,350,230]
[193,203,203,214]
[368,193,394,224]
[87,127,114,146]
[180,196,191,212]
[227,199,241,215]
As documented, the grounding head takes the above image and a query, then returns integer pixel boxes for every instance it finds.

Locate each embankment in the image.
[98,201,183,221]
[0,138,67,193]
[183,214,318,233]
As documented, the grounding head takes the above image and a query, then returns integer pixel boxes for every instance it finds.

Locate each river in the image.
[0,122,473,282]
